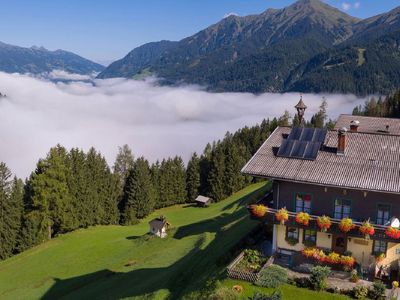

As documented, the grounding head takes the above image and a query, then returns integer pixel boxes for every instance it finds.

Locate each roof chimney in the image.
[337,127,347,155]
[350,120,360,133]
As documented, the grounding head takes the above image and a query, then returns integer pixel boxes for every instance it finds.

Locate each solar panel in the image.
[277,127,327,160]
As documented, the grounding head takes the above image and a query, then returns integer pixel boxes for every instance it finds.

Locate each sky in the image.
[0,72,366,178]
[0,0,398,64]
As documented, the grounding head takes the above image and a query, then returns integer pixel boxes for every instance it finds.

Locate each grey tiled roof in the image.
[241,127,400,194]
[335,114,400,136]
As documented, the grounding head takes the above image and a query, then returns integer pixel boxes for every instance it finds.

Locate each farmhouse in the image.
[241,99,400,280]
[194,195,212,207]
[149,216,168,238]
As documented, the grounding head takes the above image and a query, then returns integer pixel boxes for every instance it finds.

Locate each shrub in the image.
[294,276,310,288]
[253,290,282,300]
[256,265,288,288]
[352,285,369,299]
[368,280,386,300]
[309,265,331,291]
[350,270,359,283]
[209,287,240,300]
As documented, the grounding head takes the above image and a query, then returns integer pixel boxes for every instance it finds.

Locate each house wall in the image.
[347,238,373,267]
[273,181,400,223]
[272,180,400,267]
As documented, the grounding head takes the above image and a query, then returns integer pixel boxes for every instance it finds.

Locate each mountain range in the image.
[97,0,400,95]
[0,42,104,75]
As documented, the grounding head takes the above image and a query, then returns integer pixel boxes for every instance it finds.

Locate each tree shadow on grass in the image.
[41,190,261,300]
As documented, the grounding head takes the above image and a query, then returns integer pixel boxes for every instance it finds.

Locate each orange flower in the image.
[317,215,331,232]
[295,212,310,226]
[275,208,289,224]
[339,218,355,233]
[250,205,268,218]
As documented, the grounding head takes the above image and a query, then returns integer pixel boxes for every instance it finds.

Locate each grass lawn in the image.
[0,182,269,300]
[0,181,352,300]
[221,279,351,299]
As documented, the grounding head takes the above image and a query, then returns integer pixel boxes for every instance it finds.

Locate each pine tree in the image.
[0,164,23,259]
[27,145,73,238]
[207,145,226,201]
[122,157,155,224]
[186,153,200,202]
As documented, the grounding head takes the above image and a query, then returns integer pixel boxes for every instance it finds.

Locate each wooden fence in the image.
[227,251,275,283]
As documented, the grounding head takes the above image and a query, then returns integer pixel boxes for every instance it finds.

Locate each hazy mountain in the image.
[98,0,400,95]
[0,42,104,75]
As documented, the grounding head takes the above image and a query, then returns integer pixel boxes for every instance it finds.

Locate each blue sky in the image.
[0,0,398,65]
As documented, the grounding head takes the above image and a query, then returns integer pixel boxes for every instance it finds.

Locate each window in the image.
[373,240,387,254]
[376,204,390,225]
[295,193,312,213]
[286,227,299,240]
[303,229,317,246]
[334,199,351,219]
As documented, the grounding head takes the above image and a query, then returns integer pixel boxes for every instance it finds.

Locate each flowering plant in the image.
[339,218,355,233]
[386,226,400,239]
[375,252,385,263]
[250,205,268,218]
[359,220,375,239]
[325,252,341,264]
[393,281,399,289]
[317,215,331,232]
[295,212,310,226]
[275,208,289,225]
[341,255,356,268]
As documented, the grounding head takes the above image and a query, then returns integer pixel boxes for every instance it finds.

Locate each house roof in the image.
[195,195,211,203]
[149,218,167,229]
[241,126,400,194]
[335,114,400,136]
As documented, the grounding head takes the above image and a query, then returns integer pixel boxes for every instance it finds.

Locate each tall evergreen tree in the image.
[27,145,73,238]
[207,145,226,201]
[186,153,200,202]
[0,164,24,259]
[121,157,155,224]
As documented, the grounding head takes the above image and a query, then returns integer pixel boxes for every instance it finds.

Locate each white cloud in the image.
[0,72,366,178]
[341,2,351,11]
[223,12,239,19]
[46,70,95,81]
[354,2,361,9]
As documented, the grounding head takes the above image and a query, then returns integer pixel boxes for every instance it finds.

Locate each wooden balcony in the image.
[249,207,400,243]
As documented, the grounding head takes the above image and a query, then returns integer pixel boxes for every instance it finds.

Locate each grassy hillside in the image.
[0,182,269,300]
[0,181,351,300]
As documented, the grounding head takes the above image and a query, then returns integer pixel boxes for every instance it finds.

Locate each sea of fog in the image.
[0,71,367,178]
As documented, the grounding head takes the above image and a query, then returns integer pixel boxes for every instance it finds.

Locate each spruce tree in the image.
[122,157,155,224]
[207,145,226,201]
[27,145,73,238]
[186,153,200,202]
[0,164,23,259]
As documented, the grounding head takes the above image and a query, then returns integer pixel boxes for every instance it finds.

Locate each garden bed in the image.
[227,249,273,283]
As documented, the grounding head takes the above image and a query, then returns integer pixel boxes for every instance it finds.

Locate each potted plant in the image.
[341,255,356,271]
[250,204,268,218]
[275,207,289,225]
[317,215,331,232]
[375,252,385,263]
[359,220,375,240]
[386,226,400,239]
[339,218,355,233]
[295,212,310,226]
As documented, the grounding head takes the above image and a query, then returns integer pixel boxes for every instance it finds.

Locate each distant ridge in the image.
[0,41,104,75]
[98,0,400,95]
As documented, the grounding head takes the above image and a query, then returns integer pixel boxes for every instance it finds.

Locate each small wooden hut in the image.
[194,195,212,207]
[149,216,168,238]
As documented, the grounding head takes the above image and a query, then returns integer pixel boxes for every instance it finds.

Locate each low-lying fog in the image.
[0,72,366,178]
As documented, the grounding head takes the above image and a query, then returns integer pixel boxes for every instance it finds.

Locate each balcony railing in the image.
[249,206,399,243]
